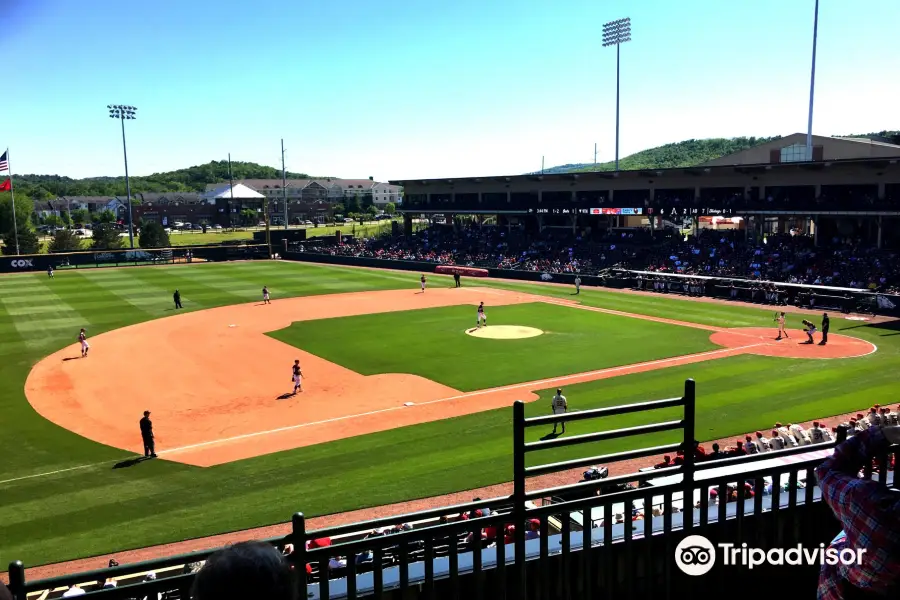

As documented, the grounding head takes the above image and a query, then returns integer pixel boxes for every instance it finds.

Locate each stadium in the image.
[3,3,900,598]
[2,133,899,598]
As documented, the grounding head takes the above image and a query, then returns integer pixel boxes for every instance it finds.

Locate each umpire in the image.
[140,410,157,458]
[820,312,830,346]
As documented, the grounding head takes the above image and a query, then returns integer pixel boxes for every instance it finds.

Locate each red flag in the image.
[0,178,10,192]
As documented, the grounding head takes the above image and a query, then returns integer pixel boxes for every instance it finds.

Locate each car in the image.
[343,218,354,223]
[258,221,267,227]
[192,224,203,230]
[213,224,223,230]
[304,220,313,226]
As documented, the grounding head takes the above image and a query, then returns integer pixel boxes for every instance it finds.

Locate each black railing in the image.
[7,381,898,600]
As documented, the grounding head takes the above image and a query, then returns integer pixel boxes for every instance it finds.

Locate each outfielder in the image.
[291,359,303,394]
[574,276,582,295]
[551,388,567,434]
[78,328,90,358]
[263,286,271,304]
[476,302,487,327]
[775,312,789,340]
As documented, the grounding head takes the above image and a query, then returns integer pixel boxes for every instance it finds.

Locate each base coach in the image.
[140,410,157,458]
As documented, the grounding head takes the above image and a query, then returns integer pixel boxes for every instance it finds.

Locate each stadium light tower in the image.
[108,104,137,248]
[806,0,820,161]
[602,17,631,172]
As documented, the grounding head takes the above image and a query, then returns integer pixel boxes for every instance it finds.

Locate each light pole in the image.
[108,104,137,248]
[602,17,631,172]
[806,0,820,160]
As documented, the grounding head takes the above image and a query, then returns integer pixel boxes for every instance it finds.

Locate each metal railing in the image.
[7,380,897,600]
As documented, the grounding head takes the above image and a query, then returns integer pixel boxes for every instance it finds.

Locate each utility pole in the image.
[281,139,288,229]
[541,156,545,175]
[594,143,598,165]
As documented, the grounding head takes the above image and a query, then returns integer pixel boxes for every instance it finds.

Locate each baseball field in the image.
[1,260,897,569]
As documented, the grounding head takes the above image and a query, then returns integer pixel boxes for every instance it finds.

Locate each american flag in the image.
[0,151,8,172]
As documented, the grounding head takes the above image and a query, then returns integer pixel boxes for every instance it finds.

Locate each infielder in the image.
[775,312,789,340]
[263,286,271,304]
[574,276,581,295]
[476,302,487,327]
[292,359,303,394]
[551,388,567,434]
[420,274,426,293]
[78,328,90,358]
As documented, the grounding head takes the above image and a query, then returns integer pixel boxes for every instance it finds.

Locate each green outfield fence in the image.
[7,380,898,600]
[0,244,270,273]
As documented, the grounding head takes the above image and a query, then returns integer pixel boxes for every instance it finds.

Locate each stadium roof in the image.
[389,156,900,187]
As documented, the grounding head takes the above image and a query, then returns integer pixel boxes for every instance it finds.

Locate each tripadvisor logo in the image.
[675,535,866,576]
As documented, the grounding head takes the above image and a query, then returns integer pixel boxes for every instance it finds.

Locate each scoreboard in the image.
[526,206,733,217]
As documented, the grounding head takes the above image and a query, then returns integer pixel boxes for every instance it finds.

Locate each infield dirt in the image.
[24,287,872,467]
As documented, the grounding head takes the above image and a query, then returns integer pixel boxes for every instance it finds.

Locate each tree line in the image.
[11,160,313,200]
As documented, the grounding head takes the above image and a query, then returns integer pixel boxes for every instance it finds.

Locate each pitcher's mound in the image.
[465,325,544,339]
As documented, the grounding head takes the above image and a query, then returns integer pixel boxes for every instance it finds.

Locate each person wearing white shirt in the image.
[769,431,786,451]
[755,431,771,452]
[574,276,582,295]
[810,422,827,444]
[62,587,86,597]
[775,423,799,447]
[550,389,567,435]
[789,423,811,445]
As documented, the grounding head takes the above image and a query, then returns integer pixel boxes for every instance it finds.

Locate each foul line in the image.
[0,461,119,486]
[158,343,762,457]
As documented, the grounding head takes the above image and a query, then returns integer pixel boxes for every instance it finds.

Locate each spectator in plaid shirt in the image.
[814,426,900,599]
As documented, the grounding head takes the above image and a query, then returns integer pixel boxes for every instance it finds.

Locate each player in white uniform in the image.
[78,328,90,358]
[291,360,303,394]
[263,286,271,304]
[574,276,582,295]
[775,312,789,340]
[420,274,426,293]
[476,302,486,328]
[551,388,567,434]
[768,430,786,450]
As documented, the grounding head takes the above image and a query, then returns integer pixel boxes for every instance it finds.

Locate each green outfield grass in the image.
[0,262,897,567]
[269,303,716,391]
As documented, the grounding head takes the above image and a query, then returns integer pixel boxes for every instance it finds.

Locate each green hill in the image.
[541,137,782,174]
[541,130,900,174]
[11,161,314,200]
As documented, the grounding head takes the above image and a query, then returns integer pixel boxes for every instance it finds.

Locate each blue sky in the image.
[2,0,898,180]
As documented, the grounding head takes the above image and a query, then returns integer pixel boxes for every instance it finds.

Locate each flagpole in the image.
[6,148,20,255]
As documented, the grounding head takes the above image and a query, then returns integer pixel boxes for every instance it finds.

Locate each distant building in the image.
[701,133,900,166]
[213,178,403,207]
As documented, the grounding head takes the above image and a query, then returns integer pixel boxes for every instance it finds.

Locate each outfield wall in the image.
[0,245,270,273]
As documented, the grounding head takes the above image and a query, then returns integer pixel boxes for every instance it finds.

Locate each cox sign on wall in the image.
[10,259,34,269]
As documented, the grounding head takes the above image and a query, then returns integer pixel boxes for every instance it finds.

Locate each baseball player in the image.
[802,319,816,344]
[291,360,303,394]
[420,274,426,293]
[263,286,271,304]
[78,328,90,358]
[551,388,567,434]
[47,265,54,279]
[574,276,582,295]
[775,312,789,340]
[476,302,486,328]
